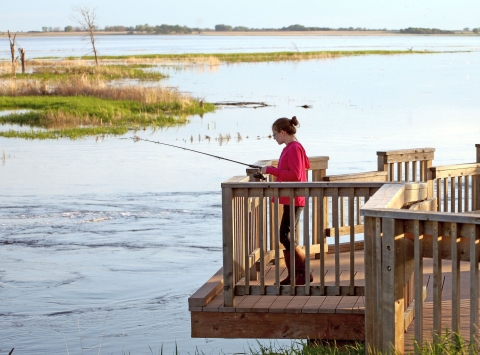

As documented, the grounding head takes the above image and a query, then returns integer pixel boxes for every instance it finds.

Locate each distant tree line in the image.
[106,24,194,34]
[214,24,386,32]
[399,27,455,34]
[27,24,480,34]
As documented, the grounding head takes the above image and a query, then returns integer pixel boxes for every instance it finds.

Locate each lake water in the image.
[1,35,480,354]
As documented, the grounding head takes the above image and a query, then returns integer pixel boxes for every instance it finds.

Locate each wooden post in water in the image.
[19,48,26,74]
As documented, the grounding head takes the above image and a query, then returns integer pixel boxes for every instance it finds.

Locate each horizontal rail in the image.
[430,163,480,179]
[361,208,480,224]
[377,148,435,184]
[324,171,388,182]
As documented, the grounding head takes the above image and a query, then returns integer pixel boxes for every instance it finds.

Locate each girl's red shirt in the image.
[265,141,310,206]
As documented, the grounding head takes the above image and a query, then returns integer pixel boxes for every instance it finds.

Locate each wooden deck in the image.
[190,249,476,348]
[188,146,480,353]
[190,250,366,340]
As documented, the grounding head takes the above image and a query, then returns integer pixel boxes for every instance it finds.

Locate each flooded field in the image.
[1,35,480,354]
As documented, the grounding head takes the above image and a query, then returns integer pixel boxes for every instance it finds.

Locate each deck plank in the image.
[188,267,223,307]
[236,295,263,312]
[353,296,365,314]
[319,296,343,314]
[251,295,278,312]
[302,296,327,313]
[337,296,360,314]
[269,295,295,313]
[285,296,310,314]
[203,293,224,312]
[219,295,246,312]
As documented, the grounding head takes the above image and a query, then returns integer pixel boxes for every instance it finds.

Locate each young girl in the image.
[261,116,313,285]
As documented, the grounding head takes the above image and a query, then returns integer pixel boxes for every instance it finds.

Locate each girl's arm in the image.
[265,146,305,181]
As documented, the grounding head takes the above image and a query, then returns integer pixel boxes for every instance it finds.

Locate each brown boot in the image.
[279,250,291,285]
[294,246,314,285]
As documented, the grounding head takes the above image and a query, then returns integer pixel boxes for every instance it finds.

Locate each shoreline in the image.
[1,30,478,38]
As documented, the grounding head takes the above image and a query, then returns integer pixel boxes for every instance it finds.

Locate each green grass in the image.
[0,127,131,140]
[75,50,440,63]
[0,96,214,139]
[245,331,476,355]
[250,340,365,355]
[2,64,164,81]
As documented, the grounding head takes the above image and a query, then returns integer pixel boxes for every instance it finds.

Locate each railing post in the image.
[476,145,480,210]
[222,185,235,307]
[425,159,433,199]
[364,216,380,353]
[377,152,389,180]
[309,157,329,249]
[381,217,405,354]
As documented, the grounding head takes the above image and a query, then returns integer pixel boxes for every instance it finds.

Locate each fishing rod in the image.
[130,136,267,180]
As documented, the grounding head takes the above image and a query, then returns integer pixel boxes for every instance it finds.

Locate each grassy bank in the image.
[0,95,212,139]
[1,64,164,81]
[0,57,212,139]
[79,49,438,64]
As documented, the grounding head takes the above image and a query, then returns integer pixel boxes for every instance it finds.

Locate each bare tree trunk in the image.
[88,28,99,67]
[7,30,17,74]
[72,6,99,68]
[19,48,26,74]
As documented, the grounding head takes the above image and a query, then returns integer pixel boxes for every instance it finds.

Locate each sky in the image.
[1,0,480,32]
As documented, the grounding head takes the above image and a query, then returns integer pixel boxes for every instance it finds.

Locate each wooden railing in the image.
[377,148,435,184]
[248,156,329,249]
[427,144,480,213]
[362,183,480,354]
[221,179,429,307]
[429,163,480,213]
[219,145,480,353]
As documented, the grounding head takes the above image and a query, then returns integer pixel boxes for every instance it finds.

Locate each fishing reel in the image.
[253,172,267,181]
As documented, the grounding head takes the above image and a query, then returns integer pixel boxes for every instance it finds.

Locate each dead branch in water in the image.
[212,101,270,108]
[18,47,26,74]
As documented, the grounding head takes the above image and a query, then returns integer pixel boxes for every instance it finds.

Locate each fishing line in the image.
[129,136,267,180]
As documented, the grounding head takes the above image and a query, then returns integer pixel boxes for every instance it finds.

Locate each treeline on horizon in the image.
[24,24,480,35]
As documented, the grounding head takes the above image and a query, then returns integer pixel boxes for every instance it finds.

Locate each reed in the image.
[2,64,164,81]
[79,49,438,64]
[0,76,213,139]
[1,75,205,107]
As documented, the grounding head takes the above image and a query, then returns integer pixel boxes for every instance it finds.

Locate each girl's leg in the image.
[279,205,308,285]
[279,205,304,250]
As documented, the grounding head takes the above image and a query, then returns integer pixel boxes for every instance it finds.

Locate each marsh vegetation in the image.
[0,59,212,139]
[83,49,434,64]
[0,48,435,140]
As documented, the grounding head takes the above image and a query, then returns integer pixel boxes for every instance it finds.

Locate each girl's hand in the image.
[261,166,268,174]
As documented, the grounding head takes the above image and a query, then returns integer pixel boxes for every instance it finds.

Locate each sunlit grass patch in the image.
[0,95,212,139]
[1,64,164,81]
[83,49,438,64]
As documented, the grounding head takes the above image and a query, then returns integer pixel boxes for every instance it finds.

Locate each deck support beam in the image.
[191,311,364,340]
